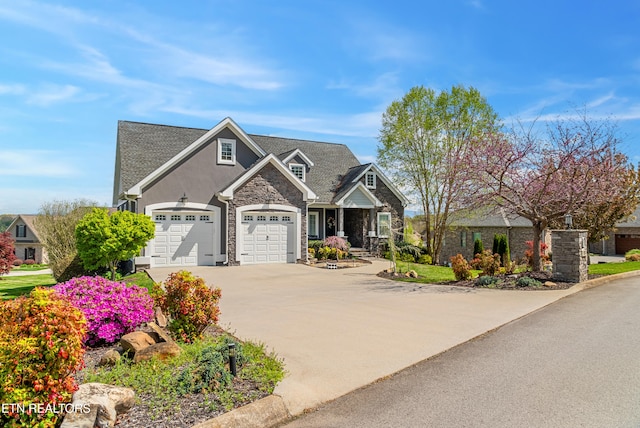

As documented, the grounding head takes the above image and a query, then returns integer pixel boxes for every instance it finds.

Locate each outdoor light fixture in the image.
[228,343,237,377]
[179,193,188,204]
[564,213,573,229]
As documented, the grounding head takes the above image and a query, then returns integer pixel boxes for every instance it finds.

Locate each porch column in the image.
[337,207,345,237]
[368,208,376,237]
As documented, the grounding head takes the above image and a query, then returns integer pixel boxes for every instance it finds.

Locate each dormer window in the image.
[217,138,236,165]
[365,171,376,189]
[290,163,305,181]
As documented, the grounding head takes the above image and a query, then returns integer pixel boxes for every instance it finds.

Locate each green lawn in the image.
[588,261,640,275]
[0,271,155,300]
[12,263,49,271]
[392,260,640,284]
[0,274,56,299]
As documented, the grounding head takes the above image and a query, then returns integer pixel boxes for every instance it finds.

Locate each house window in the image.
[200,215,210,221]
[377,212,391,238]
[282,216,291,222]
[269,215,279,222]
[243,215,254,222]
[155,214,166,221]
[257,215,266,221]
[289,163,305,181]
[16,224,27,238]
[461,231,467,248]
[365,172,376,189]
[308,212,319,238]
[25,248,35,260]
[472,232,482,247]
[171,214,181,221]
[217,138,236,165]
[185,215,196,221]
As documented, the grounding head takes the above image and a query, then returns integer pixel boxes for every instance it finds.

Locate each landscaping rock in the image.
[63,383,135,428]
[155,307,168,328]
[146,321,174,344]
[544,281,557,287]
[133,341,182,363]
[98,349,121,367]
[120,331,155,356]
[408,270,418,278]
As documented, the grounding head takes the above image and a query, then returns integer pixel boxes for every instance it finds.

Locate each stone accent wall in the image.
[552,230,588,283]
[366,177,405,253]
[227,163,307,266]
[442,227,535,265]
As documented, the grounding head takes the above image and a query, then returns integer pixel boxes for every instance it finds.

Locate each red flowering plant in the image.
[55,276,154,346]
[152,271,222,343]
[0,288,87,428]
[524,241,549,268]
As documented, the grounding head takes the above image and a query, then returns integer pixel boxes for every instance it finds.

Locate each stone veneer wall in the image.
[552,229,588,283]
[227,163,307,266]
[361,176,405,254]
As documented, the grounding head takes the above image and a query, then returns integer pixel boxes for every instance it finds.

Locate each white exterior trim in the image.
[334,182,383,208]
[289,163,305,182]
[127,117,266,197]
[143,202,223,263]
[217,138,236,165]
[352,164,410,207]
[217,153,317,201]
[282,148,314,167]
[377,212,392,238]
[235,203,302,263]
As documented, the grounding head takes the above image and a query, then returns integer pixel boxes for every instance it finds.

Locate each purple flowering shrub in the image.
[55,276,154,345]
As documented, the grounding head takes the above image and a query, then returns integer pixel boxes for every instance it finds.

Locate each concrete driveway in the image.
[148,260,578,416]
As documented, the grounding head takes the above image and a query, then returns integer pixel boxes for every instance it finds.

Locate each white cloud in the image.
[0,150,79,177]
[26,84,80,106]
[0,84,26,95]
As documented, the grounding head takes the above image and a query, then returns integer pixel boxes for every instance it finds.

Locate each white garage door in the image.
[240,212,295,264]
[152,212,214,267]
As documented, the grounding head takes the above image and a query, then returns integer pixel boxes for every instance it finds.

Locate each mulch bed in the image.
[75,327,270,428]
[378,270,600,290]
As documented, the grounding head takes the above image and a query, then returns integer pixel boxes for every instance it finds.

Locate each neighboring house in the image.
[5,215,48,263]
[441,208,547,263]
[589,206,640,255]
[113,117,408,268]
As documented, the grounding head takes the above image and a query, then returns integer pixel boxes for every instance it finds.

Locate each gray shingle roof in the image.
[114,121,362,204]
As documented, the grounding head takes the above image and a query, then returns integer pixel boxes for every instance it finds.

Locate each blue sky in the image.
[1,0,639,214]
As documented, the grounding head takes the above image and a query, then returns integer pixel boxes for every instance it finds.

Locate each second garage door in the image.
[240,212,295,264]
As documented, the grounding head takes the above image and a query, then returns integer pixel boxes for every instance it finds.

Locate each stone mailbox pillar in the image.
[551,229,588,283]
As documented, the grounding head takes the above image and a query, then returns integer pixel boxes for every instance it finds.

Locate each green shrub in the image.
[476,275,498,286]
[152,271,222,343]
[472,250,501,276]
[417,254,432,265]
[493,234,511,269]
[0,288,87,428]
[473,238,484,257]
[516,276,542,288]
[625,249,640,261]
[450,254,472,281]
[308,240,324,254]
[399,253,416,262]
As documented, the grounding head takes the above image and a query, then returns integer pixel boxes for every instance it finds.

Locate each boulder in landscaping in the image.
[146,321,174,344]
[154,306,168,328]
[98,349,121,367]
[120,331,155,356]
[133,341,182,363]
[61,383,135,428]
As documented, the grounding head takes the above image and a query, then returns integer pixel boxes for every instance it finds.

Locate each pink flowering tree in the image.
[472,113,637,271]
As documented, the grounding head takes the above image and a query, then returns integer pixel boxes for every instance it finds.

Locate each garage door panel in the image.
[151,211,214,267]
[240,212,295,265]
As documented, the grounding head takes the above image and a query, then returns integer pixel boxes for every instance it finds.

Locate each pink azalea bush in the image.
[323,236,349,252]
[55,276,154,345]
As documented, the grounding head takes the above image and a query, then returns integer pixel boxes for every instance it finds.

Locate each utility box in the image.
[552,230,588,283]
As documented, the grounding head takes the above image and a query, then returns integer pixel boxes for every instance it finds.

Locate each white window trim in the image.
[217,138,236,165]
[377,212,391,238]
[365,172,376,189]
[289,163,305,182]
[308,211,319,237]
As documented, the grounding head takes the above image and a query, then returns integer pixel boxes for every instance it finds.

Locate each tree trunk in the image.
[531,220,546,272]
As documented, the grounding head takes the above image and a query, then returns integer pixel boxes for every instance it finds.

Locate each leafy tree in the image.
[75,208,155,280]
[0,215,14,233]
[378,85,499,264]
[0,231,17,276]
[473,112,637,271]
[34,199,98,281]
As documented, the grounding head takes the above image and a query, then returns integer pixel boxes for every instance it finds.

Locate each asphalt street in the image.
[282,276,640,428]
